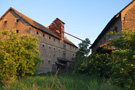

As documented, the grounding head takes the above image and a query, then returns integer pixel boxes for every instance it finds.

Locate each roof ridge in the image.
[9,7,60,39]
[91,0,135,48]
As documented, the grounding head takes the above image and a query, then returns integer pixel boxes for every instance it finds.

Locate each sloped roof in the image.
[64,37,78,48]
[91,0,135,48]
[0,7,60,39]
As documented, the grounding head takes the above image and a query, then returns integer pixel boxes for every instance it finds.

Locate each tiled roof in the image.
[0,7,78,48]
[8,7,60,39]
[64,37,78,48]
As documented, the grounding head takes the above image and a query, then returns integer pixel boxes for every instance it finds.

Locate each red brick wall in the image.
[48,18,64,40]
[122,3,135,30]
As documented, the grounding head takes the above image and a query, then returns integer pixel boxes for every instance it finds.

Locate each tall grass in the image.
[0,73,123,90]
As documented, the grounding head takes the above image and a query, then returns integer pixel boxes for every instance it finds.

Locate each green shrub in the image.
[75,30,135,89]
[0,30,42,80]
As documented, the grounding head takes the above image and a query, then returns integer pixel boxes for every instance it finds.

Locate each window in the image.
[63,51,66,57]
[100,41,102,44]
[113,27,118,32]
[16,30,19,33]
[37,31,39,35]
[54,47,55,51]
[16,18,20,22]
[43,34,45,37]
[42,43,46,48]
[49,37,51,39]
[49,46,51,49]
[53,54,55,58]
[64,44,66,48]
[104,37,106,43]
[48,60,50,63]
[4,19,7,23]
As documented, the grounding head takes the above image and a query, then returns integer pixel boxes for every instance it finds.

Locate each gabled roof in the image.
[0,7,60,39]
[91,0,135,48]
[53,18,65,24]
[64,37,78,48]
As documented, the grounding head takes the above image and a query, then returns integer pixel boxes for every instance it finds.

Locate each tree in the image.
[74,38,91,73]
[0,30,41,80]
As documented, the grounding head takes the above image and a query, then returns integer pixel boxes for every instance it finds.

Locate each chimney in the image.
[48,18,65,40]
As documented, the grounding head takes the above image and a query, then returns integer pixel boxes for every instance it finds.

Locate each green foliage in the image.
[73,38,90,73]
[0,73,123,90]
[0,30,42,80]
[108,31,135,89]
[80,53,112,78]
[75,30,135,89]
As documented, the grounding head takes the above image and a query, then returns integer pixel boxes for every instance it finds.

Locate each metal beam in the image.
[63,32,84,41]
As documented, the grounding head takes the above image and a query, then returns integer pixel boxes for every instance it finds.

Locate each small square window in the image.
[4,19,7,23]
[48,60,50,63]
[49,37,51,39]
[49,46,51,49]
[16,30,19,33]
[113,27,118,32]
[16,18,20,22]
[54,47,55,51]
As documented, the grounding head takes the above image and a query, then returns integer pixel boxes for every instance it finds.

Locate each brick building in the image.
[91,0,135,53]
[0,7,78,73]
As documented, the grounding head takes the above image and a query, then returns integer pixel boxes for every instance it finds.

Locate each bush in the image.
[0,30,42,80]
[75,30,135,89]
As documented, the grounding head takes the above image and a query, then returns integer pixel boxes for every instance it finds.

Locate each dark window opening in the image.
[63,51,66,57]
[4,20,7,23]
[16,18,20,22]
[104,38,106,43]
[43,34,45,37]
[64,44,66,48]
[48,60,50,63]
[42,44,45,47]
[49,37,51,39]
[53,54,55,58]
[16,30,19,33]
[49,46,51,49]
[113,27,118,32]
[37,31,39,34]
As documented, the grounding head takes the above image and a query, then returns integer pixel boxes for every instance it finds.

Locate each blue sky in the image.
[0,0,133,46]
